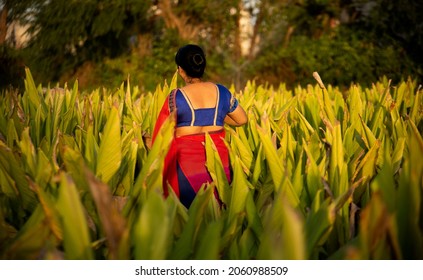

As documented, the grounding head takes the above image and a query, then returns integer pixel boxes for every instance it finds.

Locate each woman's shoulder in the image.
[179,82,217,92]
[177,82,231,96]
[169,88,184,99]
[215,83,228,89]
[215,83,233,97]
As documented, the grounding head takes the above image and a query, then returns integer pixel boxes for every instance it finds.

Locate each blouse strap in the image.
[213,84,220,125]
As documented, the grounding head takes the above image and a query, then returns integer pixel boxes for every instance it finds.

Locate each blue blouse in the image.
[171,84,238,127]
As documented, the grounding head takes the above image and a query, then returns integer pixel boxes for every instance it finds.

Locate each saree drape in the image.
[152,94,230,208]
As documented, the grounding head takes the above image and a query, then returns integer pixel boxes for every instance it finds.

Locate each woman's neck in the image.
[185,77,202,84]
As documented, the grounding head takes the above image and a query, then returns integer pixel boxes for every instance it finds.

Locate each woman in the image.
[152,44,247,208]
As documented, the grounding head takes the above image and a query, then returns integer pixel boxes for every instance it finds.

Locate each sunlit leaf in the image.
[96,105,122,184]
[56,173,93,260]
[134,191,170,259]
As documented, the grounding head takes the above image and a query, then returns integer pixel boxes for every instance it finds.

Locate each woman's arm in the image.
[224,105,248,126]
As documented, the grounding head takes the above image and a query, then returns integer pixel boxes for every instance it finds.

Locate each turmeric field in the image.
[0,69,422,260]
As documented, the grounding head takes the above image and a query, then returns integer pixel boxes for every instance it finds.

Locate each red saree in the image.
[152,93,230,208]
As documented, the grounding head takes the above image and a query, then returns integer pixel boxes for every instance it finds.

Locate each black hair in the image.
[175,44,206,78]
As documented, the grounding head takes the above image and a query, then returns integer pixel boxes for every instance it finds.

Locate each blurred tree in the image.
[1,0,421,91]
[153,0,243,86]
[1,0,40,89]
[95,0,244,90]
[0,2,7,44]
[0,0,39,45]
[23,0,153,82]
[20,0,246,89]
[246,0,421,87]
[351,0,423,70]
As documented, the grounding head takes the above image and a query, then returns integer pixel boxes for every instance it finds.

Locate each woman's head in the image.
[175,44,206,78]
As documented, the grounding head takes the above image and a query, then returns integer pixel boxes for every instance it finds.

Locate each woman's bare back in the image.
[175,82,224,136]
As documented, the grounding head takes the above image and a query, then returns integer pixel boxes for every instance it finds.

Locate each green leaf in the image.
[370,162,396,213]
[18,128,37,177]
[0,141,37,211]
[30,182,62,242]
[409,90,420,124]
[129,111,174,202]
[257,191,305,259]
[56,173,93,260]
[170,185,215,259]
[228,156,251,222]
[359,115,377,150]
[352,140,380,184]
[295,108,315,139]
[205,132,231,205]
[303,141,324,203]
[1,206,58,259]
[391,137,405,173]
[86,169,128,259]
[396,119,423,259]
[96,105,122,184]
[256,123,300,209]
[229,128,253,175]
[328,122,346,196]
[133,191,170,260]
[194,220,222,259]
[305,191,335,259]
[358,193,401,259]
[23,68,41,111]
[245,191,263,238]
[251,144,263,186]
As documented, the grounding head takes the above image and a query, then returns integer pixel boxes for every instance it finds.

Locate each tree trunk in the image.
[0,5,8,45]
[248,0,265,60]
[158,0,200,40]
[136,33,152,57]
[233,1,242,61]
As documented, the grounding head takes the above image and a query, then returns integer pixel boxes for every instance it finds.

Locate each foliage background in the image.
[1,69,422,260]
[0,0,422,261]
[1,0,422,92]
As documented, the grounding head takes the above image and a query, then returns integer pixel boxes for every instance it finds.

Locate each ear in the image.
[178,66,185,75]
[177,67,188,81]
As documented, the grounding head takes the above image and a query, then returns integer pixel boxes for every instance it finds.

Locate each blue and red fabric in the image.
[152,84,238,208]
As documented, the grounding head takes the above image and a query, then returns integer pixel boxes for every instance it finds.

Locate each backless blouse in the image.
[170,84,238,127]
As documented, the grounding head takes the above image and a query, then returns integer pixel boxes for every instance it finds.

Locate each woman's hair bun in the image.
[175,44,206,78]
[192,53,204,66]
